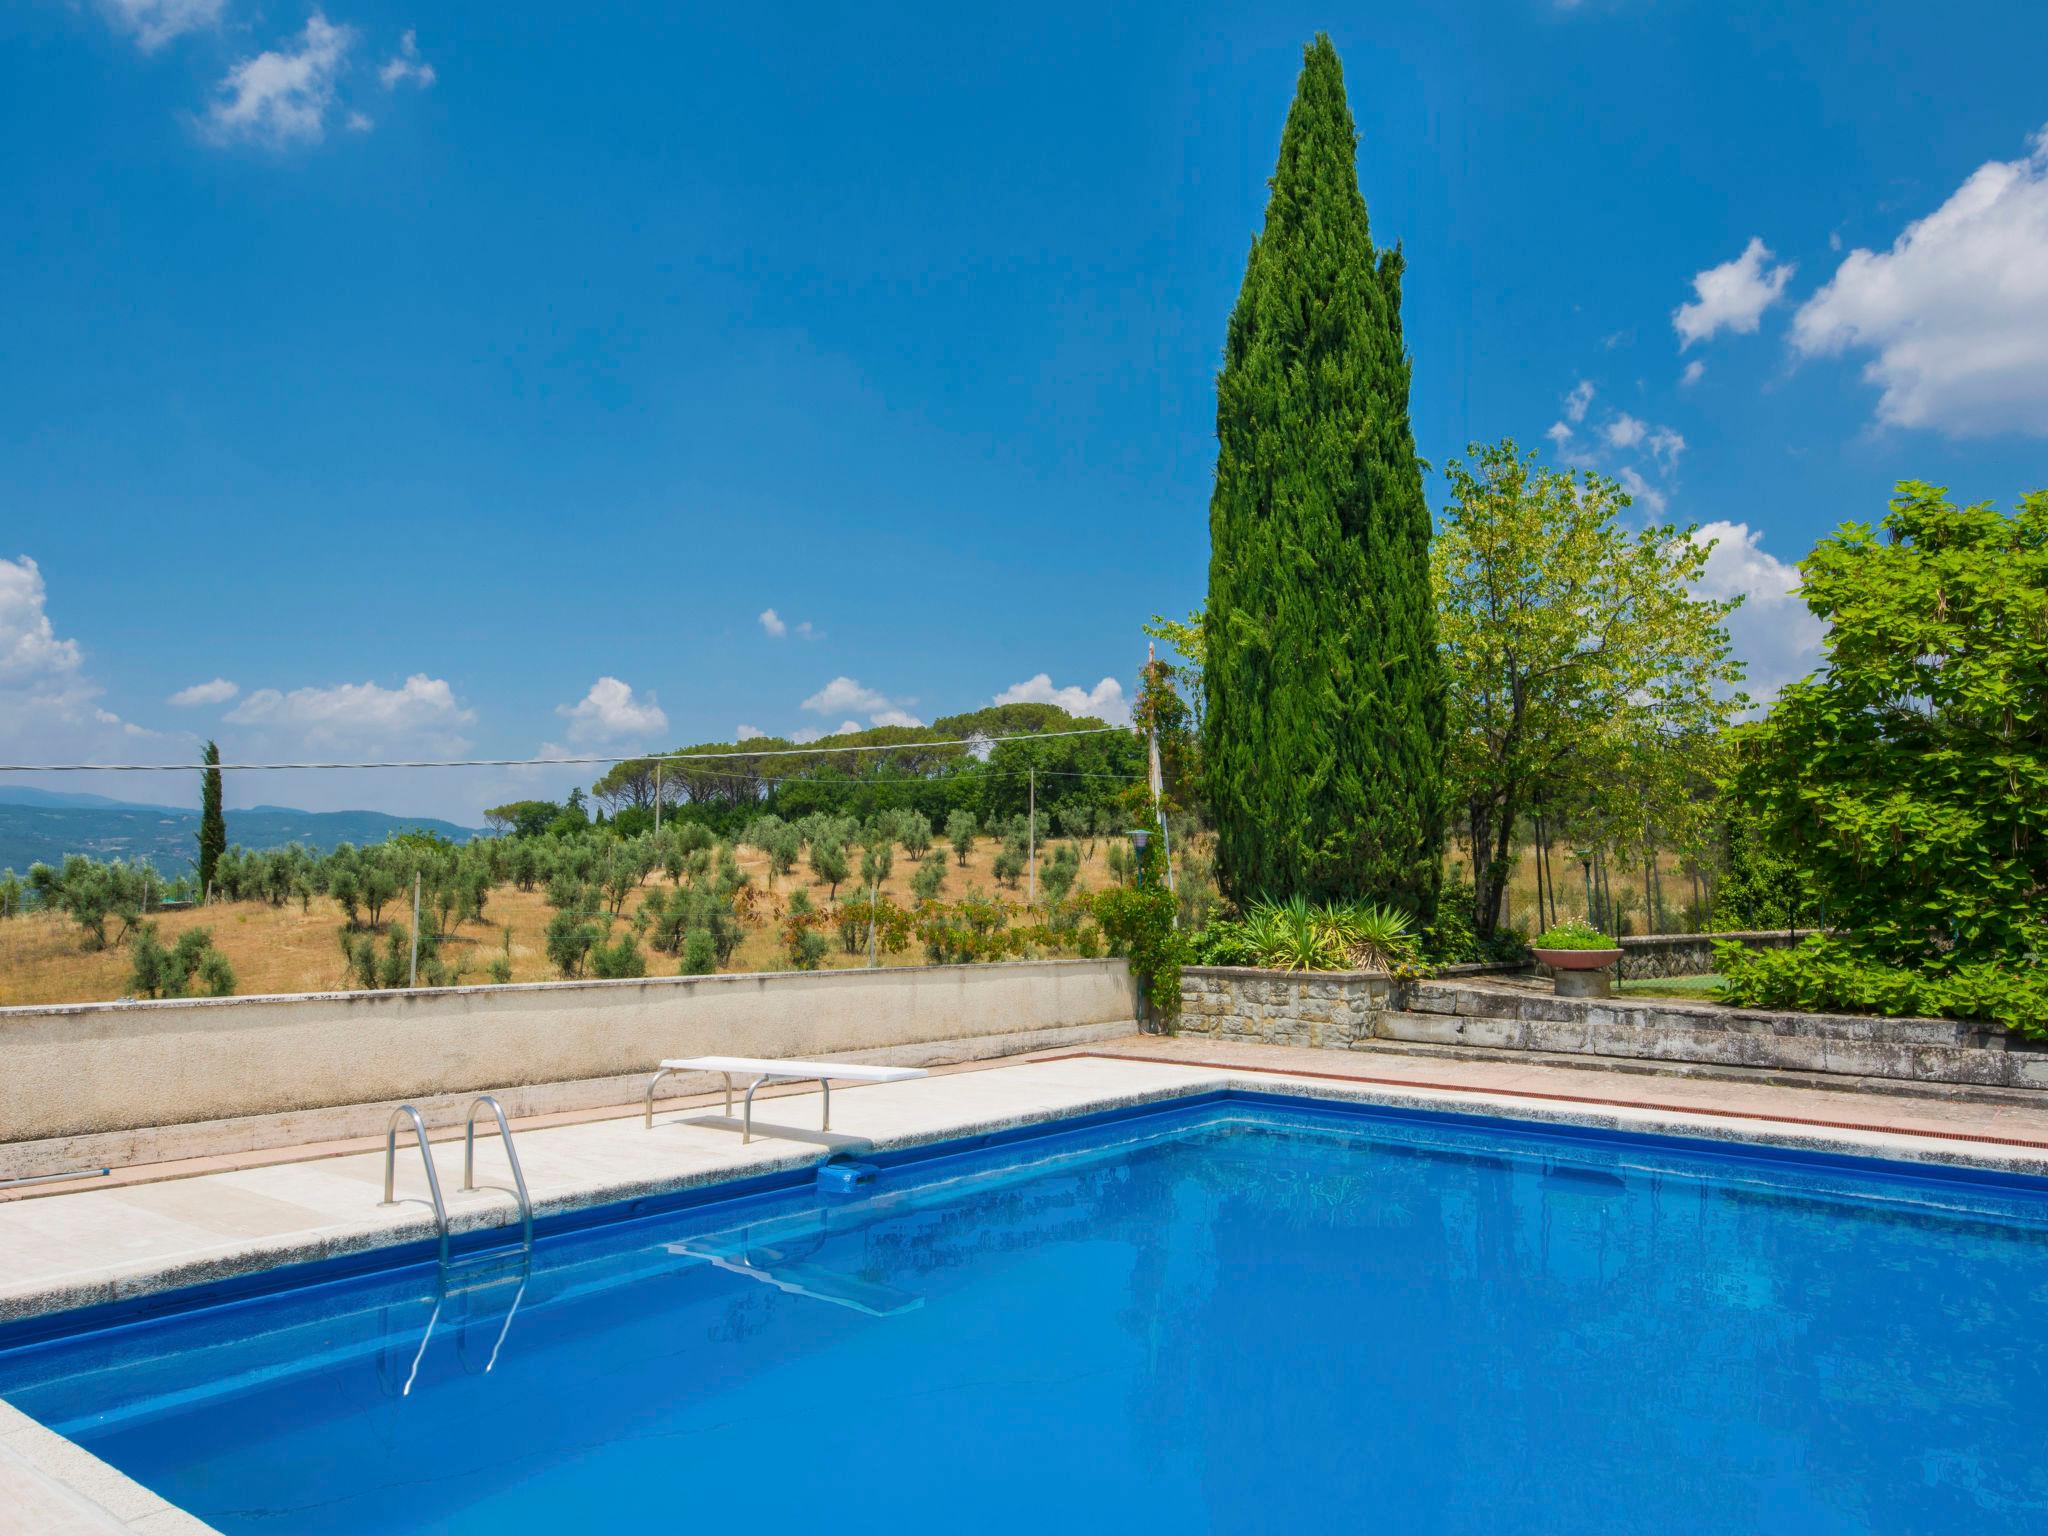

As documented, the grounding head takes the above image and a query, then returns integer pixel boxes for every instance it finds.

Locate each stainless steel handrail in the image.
[380,1104,450,1265]
[461,1094,533,1251]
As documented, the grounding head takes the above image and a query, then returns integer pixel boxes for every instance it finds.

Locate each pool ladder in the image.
[381,1096,534,1265]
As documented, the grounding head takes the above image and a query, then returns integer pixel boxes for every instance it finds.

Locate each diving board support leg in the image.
[644,1066,677,1129]
[743,1075,771,1143]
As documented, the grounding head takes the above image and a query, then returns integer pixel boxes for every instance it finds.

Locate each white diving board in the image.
[644,1057,929,1142]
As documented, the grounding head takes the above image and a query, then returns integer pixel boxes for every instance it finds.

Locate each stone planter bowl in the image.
[1533,945,1623,999]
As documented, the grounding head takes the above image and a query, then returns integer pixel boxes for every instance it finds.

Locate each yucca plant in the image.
[1325,901,1417,972]
[1243,896,1346,970]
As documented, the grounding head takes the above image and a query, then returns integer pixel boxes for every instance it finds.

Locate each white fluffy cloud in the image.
[791,721,861,745]
[1689,521,1826,698]
[758,608,787,638]
[797,675,918,730]
[1564,379,1595,423]
[102,0,223,51]
[1674,237,1794,348]
[167,677,239,707]
[1603,413,1647,450]
[992,673,1131,727]
[225,673,474,748]
[377,29,435,90]
[868,707,926,729]
[1791,125,2048,436]
[203,14,355,147]
[0,556,170,780]
[1680,359,1706,387]
[1,556,83,683]
[801,676,888,715]
[735,724,766,742]
[555,677,668,745]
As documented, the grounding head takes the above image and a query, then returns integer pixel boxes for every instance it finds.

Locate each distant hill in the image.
[0,791,479,875]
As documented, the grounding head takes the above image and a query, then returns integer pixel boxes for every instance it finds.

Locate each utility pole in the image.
[1145,643,1177,919]
[409,872,421,988]
[1027,765,1036,907]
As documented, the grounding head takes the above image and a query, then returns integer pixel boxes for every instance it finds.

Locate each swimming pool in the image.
[3,1091,2045,1534]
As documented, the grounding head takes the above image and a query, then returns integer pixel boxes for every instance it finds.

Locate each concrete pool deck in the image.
[4,1040,2047,1534]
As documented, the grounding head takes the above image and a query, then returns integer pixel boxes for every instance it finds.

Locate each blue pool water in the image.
[3,1092,2047,1534]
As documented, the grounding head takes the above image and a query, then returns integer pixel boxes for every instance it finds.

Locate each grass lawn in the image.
[1615,973,1726,1001]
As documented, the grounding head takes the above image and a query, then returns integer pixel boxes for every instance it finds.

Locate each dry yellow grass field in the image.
[0,835,1128,1007]
[0,834,1711,1008]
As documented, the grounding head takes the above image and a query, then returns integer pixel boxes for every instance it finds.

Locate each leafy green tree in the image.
[198,740,226,898]
[899,811,933,859]
[1040,842,1082,906]
[360,859,400,929]
[545,910,601,978]
[1203,35,1445,914]
[1433,442,1744,937]
[0,869,22,919]
[484,800,562,839]
[590,931,647,979]
[1734,483,2047,969]
[128,923,235,998]
[809,837,850,901]
[783,888,828,970]
[681,928,717,975]
[911,849,947,902]
[946,810,977,867]
[859,838,893,893]
[1710,809,1818,934]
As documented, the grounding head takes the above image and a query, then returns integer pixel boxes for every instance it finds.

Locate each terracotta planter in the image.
[1533,946,1622,971]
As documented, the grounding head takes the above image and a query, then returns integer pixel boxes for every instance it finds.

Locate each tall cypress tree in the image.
[198,740,226,898]
[1203,35,1445,914]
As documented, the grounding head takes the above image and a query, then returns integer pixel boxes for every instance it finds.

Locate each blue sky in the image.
[5,1,2045,821]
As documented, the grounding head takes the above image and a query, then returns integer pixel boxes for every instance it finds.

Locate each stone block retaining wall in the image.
[1178,966,2048,1092]
[1616,929,1814,980]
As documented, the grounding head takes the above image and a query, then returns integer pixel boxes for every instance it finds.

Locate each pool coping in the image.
[4,1058,2047,1536]
[10,1058,2048,1336]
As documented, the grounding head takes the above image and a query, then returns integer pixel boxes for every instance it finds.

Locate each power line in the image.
[0,725,1131,775]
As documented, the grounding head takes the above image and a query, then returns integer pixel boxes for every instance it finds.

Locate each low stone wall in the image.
[0,960,1137,1149]
[1616,929,1814,980]
[1177,966,2047,1092]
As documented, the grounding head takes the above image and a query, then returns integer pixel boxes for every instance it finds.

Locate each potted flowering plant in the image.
[1531,920,1624,997]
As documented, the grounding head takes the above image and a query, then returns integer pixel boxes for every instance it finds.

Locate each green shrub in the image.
[1094,880,1182,1023]
[127,922,235,998]
[1187,918,1259,967]
[1532,919,1616,951]
[590,932,646,980]
[681,929,717,975]
[545,911,600,978]
[782,889,829,970]
[911,849,947,902]
[946,810,977,866]
[1715,936,2048,1038]
[1093,831,1184,1022]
